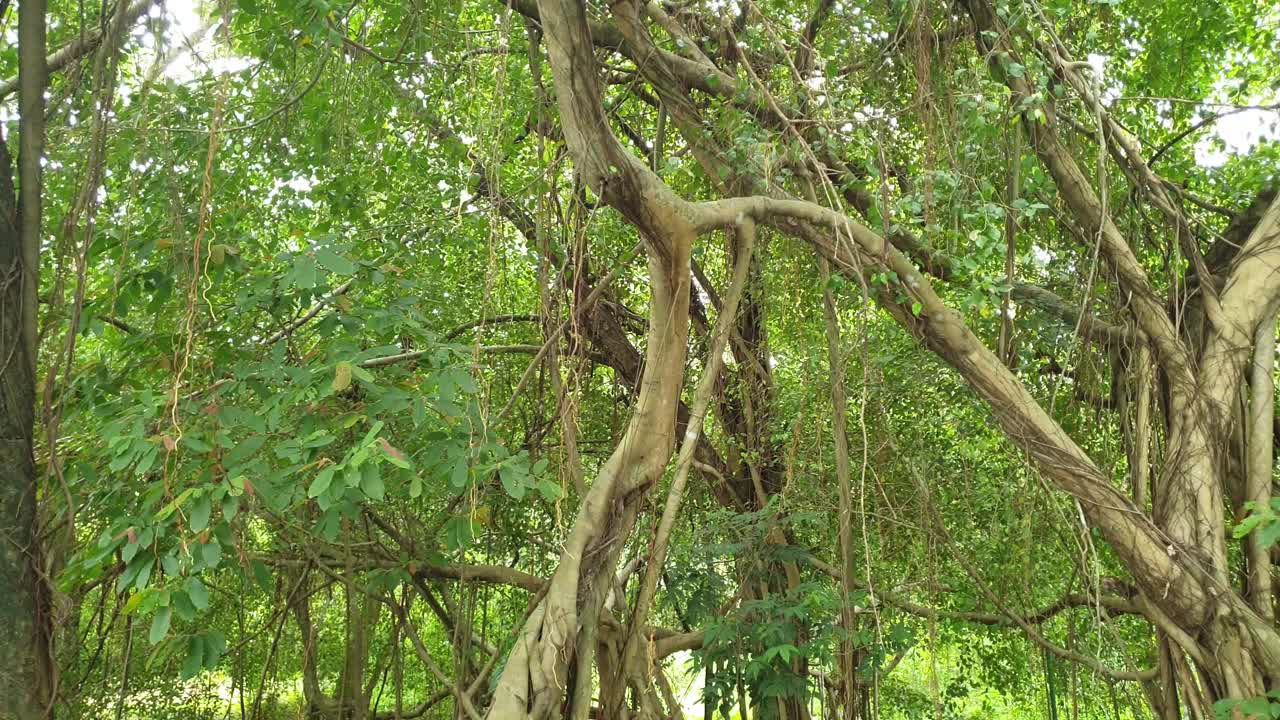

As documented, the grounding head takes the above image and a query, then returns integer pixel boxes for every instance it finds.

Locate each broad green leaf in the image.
[186,577,210,611]
[181,435,214,453]
[189,495,212,533]
[251,560,273,593]
[181,636,205,679]
[291,255,318,289]
[200,542,222,569]
[449,458,468,489]
[203,631,227,670]
[308,466,336,498]
[316,247,357,274]
[361,463,385,501]
[226,435,266,466]
[149,606,172,644]
[500,465,526,500]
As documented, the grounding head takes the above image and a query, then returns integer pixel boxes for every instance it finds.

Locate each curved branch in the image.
[964,0,1191,390]
[1149,104,1280,167]
[804,556,1141,628]
[682,191,1209,627]
[413,564,545,593]
[444,314,541,341]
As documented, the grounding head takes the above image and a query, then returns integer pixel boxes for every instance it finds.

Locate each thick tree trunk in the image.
[483,4,699,718]
[1248,309,1277,623]
[0,262,44,720]
[1,0,50,711]
[963,0,1280,706]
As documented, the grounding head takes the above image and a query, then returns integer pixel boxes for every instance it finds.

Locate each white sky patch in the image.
[1031,245,1054,266]
[705,0,740,14]
[132,2,253,84]
[1086,53,1107,78]
[283,176,315,193]
[1195,106,1280,167]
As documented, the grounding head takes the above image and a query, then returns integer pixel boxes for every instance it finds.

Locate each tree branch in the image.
[0,0,154,101]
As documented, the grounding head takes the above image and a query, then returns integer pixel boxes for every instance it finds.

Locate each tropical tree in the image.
[1,0,1279,719]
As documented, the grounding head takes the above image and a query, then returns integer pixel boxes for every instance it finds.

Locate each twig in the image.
[262,277,357,346]
[494,241,643,423]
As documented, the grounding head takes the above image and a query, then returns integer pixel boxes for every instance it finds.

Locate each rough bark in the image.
[0,0,50,713]
[476,0,1280,711]
[963,0,1280,703]
[1248,309,1277,622]
[484,1,700,717]
[0,135,44,720]
[0,0,153,100]
[611,219,754,712]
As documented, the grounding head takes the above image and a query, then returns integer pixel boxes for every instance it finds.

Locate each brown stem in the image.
[619,218,755,692]
[1248,307,1277,622]
[819,250,860,717]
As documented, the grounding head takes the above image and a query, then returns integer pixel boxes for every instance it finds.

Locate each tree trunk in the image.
[0,181,45,717]
[1,0,50,711]
[483,4,698,718]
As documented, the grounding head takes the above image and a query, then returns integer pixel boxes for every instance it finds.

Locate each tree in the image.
[483,0,1280,716]
[0,0,50,716]
[9,0,1280,718]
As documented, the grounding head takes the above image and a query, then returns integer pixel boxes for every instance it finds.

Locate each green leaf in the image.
[181,435,214,453]
[291,255,318,289]
[186,577,210,611]
[134,560,154,592]
[122,537,141,563]
[409,476,423,499]
[181,636,205,679]
[161,553,180,577]
[135,445,159,477]
[316,247,357,275]
[226,435,267,466]
[222,495,239,523]
[359,420,386,449]
[1258,520,1280,549]
[536,478,562,503]
[173,590,197,622]
[189,495,212,533]
[157,487,197,521]
[309,466,336,498]
[450,457,468,489]
[200,542,222,569]
[149,606,173,644]
[361,463,385,501]
[500,464,527,500]
[203,631,227,670]
[443,516,476,551]
[251,560,273,593]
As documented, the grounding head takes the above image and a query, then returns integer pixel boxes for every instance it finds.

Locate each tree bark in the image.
[1248,308,1277,622]
[819,255,861,719]
[0,0,50,714]
[484,2,699,717]
[0,143,44,719]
